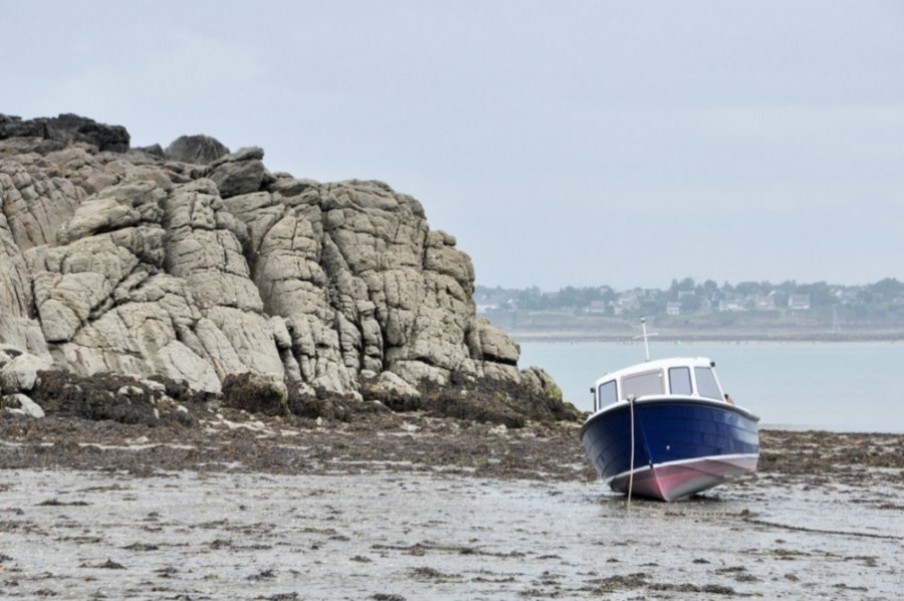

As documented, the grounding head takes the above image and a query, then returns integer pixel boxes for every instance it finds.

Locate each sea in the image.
[518,340,904,434]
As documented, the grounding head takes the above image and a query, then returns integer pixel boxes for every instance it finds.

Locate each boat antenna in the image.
[634,317,658,362]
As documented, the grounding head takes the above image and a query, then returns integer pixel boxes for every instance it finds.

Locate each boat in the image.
[580,353,760,502]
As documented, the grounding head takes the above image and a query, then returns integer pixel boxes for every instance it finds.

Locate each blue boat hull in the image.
[580,397,760,501]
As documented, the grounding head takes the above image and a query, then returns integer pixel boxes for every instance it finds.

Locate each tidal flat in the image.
[1,413,901,600]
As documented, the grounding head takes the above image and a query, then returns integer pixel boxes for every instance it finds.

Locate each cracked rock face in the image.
[0,113,547,398]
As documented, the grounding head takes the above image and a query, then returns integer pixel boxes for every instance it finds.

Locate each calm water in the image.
[518,340,904,433]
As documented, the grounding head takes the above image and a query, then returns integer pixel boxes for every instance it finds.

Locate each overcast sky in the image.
[5,1,903,290]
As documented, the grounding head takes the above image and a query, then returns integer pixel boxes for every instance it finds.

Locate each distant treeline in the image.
[475,277,904,323]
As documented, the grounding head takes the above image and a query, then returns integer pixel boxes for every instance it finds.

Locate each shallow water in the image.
[519,341,904,433]
[2,468,900,600]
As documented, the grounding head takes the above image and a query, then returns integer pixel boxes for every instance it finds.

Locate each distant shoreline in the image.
[505,329,904,344]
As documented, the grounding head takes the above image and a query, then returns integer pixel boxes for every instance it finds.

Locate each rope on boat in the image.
[627,316,648,509]
[742,516,903,541]
[626,394,636,510]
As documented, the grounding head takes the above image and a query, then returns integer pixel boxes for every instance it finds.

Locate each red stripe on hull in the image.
[610,455,758,502]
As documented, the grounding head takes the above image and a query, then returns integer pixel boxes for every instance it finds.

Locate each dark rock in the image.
[54,113,130,152]
[246,568,276,581]
[97,558,126,569]
[422,387,526,428]
[221,372,288,416]
[210,149,268,197]
[165,134,230,164]
[0,114,45,138]
[29,371,169,427]
[146,375,209,405]
[36,498,90,506]
[0,113,130,152]
[288,387,390,422]
[417,372,582,428]
[128,144,166,160]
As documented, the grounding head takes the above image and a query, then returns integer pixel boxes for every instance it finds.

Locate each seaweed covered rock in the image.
[0,392,45,418]
[423,388,527,429]
[358,371,421,411]
[417,370,579,428]
[28,370,196,427]
[288,386,391,423]
[221,372,288,416]
[352,367,579,428]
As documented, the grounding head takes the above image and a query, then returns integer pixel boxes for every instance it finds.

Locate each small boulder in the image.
[1,393,45,418]
[29,371,161,426]
[0,353,53,392]
[221,372,288,416]
[165,135,230,165]
[359,371,421,412]
[288,386,388,423]
[209,147,268,198]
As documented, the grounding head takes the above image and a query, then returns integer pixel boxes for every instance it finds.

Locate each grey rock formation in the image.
[210,147,271,198]
[0,113,559,406]
[165,135,230,165]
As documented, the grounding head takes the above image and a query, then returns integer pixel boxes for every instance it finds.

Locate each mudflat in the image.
[1,410,901,600]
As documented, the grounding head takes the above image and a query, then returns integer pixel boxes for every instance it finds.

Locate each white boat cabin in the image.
[591,357,728,413]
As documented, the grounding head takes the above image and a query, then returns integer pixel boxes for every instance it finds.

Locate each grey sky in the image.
[5,1,903,290]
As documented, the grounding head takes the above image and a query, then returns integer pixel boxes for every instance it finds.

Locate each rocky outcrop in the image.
[0,113,565,421]
[0,113,129,155]
[165,135,230,165]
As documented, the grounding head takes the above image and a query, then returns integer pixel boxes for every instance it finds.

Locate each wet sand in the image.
[1,410,902,600]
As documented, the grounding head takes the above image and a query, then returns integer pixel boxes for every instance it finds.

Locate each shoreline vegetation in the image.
[3,366,901,479]
[2,408,903,479]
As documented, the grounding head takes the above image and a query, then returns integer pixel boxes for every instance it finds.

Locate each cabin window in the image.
[668,367,692,395]
[598,380,617,409]
[694,366,722,400]
[621,370,663,399]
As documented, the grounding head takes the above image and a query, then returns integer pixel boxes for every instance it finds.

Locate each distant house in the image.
[614,292,640,315]
[718,298,745,312]
[788,294,811,310]
[754,293,777,310]
[666,301,681,316]
[586,300,609,314]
